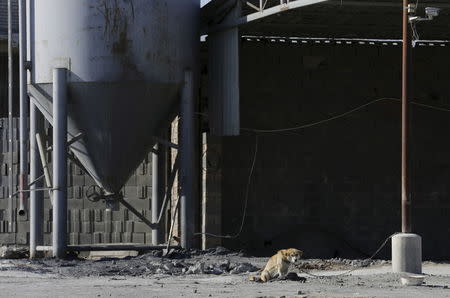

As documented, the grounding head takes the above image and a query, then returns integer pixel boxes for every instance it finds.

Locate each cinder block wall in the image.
[213,41,450,259]
[0,118,157,246]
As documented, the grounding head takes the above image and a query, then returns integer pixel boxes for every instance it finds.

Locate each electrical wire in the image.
[297,232,400,278]
[194,135,259,239]
[241,97,450,134]
[195,97,450,239]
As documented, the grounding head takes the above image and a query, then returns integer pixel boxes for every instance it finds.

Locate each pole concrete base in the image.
[392,233,422,273]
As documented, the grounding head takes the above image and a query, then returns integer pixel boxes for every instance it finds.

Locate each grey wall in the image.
[0,118,159,246]
[211,41,450,260]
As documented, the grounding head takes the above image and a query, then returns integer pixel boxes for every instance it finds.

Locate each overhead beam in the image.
[204,0,329,34]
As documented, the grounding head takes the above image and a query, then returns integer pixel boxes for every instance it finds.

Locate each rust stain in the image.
[112,26,129,54]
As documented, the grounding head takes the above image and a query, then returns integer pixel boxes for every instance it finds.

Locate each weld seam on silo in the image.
[52,68,68,258]
[30,102,45,259]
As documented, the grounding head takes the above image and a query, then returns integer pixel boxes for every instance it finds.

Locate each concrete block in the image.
[136,174,151,186]
[73,186,83,199]
[16,232,28,245]
[126,221,134,232]
[123,233,132,243]
[104,221,112,233]
[145,232,152,244]
[94,209,102,222]
[111,233,121,243]
[82,209,92,222]
[133,222,151,233]
[70,233,79,245]
[112,221,123,233]
[104,209,112,222]
[0,233,15,245]
[392,233,422,274]
[71,220,81,233]
[132,233,145,243]
[79,233,92,244]
[94,222,105,232]
[82,222,92,233]
[17,221,29,233]
[138,186,147,199]
[103,233,111,243]
[71,210,80,222]
[93,232,102,244]
[44,221,52,233]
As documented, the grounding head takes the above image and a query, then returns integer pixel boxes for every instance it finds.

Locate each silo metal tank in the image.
[30,0,199,194]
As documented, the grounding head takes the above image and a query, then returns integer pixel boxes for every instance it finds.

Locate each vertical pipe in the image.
[180,70,195,249]
[52,68,67,258]
[152,144,160,245]
[18,0,28,217]
[402,0,411,233]
[29,102,44,258]
[7,0,15,233]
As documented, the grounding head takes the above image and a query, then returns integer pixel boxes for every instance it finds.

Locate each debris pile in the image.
[0,246,28,259]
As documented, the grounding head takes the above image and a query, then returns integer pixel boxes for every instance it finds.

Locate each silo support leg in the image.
[29,102,45,259]
[52,68,68,258]
[180,70,196,249]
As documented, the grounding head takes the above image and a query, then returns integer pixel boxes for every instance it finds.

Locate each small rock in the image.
[163,263,174,271]
[0,246,28,259]
[219,259,230,271]
[229,263,258,274]
[187,262,204,274]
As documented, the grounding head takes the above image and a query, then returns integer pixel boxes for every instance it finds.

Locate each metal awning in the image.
[201,0,450,40]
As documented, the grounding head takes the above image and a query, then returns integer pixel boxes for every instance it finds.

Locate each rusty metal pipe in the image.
[402,0,411,233]
[18,0,28,218]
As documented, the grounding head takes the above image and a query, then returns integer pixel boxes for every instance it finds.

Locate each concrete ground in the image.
[1,252,450,297]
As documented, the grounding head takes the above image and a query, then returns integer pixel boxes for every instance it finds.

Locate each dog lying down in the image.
[249,248,305,282]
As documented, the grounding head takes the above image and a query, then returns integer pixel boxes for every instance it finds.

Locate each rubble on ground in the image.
[0,246,28,259]
[0,246,389,279]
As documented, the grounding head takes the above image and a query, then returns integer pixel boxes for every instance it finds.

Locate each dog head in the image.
[282,248,303,263]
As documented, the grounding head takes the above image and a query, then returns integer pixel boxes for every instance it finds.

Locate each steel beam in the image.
[152,144,161,244]
[7,0,15,235]
[36,245,181,252]
[52,68,68,258]
[205,0,328,34]
[180,70,196,249]
[29,102,45,258]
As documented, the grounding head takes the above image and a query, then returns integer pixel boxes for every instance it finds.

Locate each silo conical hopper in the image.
[30,0,199,194]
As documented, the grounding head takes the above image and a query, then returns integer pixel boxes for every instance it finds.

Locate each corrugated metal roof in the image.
[0,0,19,37]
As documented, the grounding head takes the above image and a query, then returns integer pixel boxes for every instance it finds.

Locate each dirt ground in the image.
[1,248,450,297]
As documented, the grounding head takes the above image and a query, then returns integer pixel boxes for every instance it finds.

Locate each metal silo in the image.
[30,0,199,194]
[25,0,200,257]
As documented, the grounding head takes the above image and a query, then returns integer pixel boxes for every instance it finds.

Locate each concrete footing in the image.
[392,233,422,273]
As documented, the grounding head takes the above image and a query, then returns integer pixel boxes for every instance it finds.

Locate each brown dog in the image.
[250,248,303,282]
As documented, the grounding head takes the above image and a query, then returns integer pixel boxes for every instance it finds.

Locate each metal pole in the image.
[180,70,195,249]
[36,133,53,200]
[152,144,160,244]
[7,0,15,234]
[18,0,28,217]
[52,68,67,258]
[29,102,44,258]
[402,0,411,233]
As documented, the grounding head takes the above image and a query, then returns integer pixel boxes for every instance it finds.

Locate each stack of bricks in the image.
[0,117,156,246]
